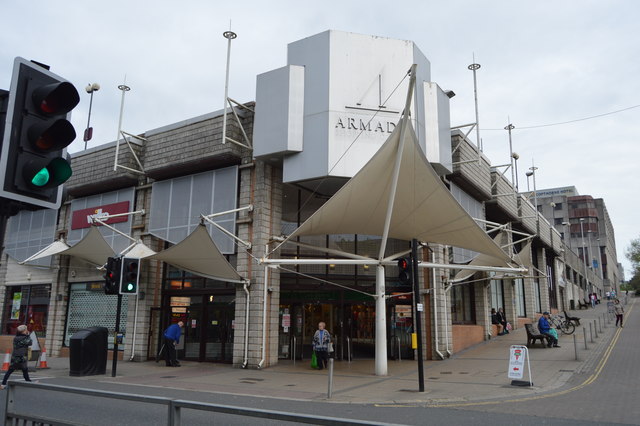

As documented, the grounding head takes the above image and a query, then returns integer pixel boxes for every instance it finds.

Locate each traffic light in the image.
[397,257,412,284]
[0,57,80,209]
[104,256,121,295]
[120,257,140,295]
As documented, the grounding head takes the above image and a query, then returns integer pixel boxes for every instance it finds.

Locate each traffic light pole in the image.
[111,294,123,377]
[411,239,425,392]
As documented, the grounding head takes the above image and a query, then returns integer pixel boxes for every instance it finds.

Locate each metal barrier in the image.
[346,337,352,363]
[4,381,397,426]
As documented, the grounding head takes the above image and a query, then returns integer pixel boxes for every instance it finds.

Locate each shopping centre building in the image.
[0,30,614,370]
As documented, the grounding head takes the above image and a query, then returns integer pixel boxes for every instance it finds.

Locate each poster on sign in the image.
[507,345,533,386]
[508,346,526,379]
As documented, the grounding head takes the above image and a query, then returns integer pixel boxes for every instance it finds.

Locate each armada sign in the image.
[334,116,397,134]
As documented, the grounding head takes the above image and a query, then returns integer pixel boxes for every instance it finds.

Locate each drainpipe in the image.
[431,250,446,360]
[443,283,453,357]
[129,294,140,361]
[242,281,250,368]
[257,263,270,369]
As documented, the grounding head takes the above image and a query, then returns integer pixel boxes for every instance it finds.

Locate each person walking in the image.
[163,321,184,367]
[614,299,624,328]
[1,325,35,389]
[590,293,596,308]
[312,321,332,370]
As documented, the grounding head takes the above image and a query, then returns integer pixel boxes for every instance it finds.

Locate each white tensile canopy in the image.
[289,118,514,267]
[61,226,116,266]
[145,224,244,283]
[19,239,71,264]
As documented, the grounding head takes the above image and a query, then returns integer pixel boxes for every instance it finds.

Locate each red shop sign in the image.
[71,201,131,230]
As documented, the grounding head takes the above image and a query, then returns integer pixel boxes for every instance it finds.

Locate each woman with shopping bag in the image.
[312,321,332,370]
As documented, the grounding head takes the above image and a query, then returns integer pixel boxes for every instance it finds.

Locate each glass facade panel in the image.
[5,209,58,266]
[149,166,238,253]
[67,188,135,255]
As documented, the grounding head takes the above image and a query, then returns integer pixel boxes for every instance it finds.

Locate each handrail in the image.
[5,382,400,426]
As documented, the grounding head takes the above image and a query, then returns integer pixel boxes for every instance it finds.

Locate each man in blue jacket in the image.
[163,321,184,367]
[538,312,560,348]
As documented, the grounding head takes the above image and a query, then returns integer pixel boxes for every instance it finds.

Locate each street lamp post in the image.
[83,83,100,150]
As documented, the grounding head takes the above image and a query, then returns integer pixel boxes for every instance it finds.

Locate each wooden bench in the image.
[563,311,580,326]
[578,299,589,309]
[525,323,549,348]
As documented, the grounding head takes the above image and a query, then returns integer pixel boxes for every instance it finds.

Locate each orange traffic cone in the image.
[1,351,10,371]
[38,350,49,369]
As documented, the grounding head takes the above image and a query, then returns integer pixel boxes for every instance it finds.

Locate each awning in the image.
[61,226,116,266]
[451,233,509,283]
[121,241,157,258]
[289,121,514,266]
[18,240,70,264]
[146,224,244,283]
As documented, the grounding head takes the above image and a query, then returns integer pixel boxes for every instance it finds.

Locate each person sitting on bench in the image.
[491,308,504,335]
[538,312,560,348]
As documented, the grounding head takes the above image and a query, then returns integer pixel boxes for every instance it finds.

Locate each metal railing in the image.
[4,381,399,426]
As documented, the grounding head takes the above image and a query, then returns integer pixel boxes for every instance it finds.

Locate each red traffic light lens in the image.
[32,82,80,116]
[397,258,409,270]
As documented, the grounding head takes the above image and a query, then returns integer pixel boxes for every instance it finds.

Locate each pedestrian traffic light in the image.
[397,257,412,284]
[104,256,121,295]
[0,57,79,209]
[120,257,140,295]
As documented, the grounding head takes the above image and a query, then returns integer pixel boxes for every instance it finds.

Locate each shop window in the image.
[489,277,504,310]
[3,285,51,338]
[450,284,475,324]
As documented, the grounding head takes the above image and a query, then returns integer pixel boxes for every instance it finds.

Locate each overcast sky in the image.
[2,0,638,276]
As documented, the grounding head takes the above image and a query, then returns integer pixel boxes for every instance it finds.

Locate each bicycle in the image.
[550,314,575,335]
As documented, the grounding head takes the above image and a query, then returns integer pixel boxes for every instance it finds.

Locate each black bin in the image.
[69,326,108,376]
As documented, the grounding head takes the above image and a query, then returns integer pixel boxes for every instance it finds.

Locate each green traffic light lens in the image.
[127,283,134,291]
[31,168,50,187]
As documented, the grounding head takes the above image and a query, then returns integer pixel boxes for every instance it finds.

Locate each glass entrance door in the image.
[178,294,235,363]
[204,295,234,362]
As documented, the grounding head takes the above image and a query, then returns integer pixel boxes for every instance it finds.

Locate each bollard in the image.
[583,327,588,349]
[573,334,578,361]
[327,358,334,399]
[593,319,598,338]
[589,323,594,343]
[602,313,606,329]
[292,336,296,366]
[599,316,603,333]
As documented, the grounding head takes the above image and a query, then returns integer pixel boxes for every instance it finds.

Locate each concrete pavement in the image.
[26,299,632,406]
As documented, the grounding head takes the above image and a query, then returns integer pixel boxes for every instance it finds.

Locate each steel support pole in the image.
[412,239,425,392]
[111,294,123,377]
[374,265,388,376]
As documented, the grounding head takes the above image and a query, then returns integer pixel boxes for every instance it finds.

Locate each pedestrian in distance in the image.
[163,321,184,367]
[590,293,596,308]
[497,307,509,334]
[1,325,36,390]
[491,308,504,335]
[614,299,624,328]
[312,321,332,370]
[538,312,560,348]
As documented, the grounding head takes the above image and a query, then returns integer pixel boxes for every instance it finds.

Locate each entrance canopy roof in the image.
[61,226,116,266]
[289,121,516,267]
[145,224,244,283]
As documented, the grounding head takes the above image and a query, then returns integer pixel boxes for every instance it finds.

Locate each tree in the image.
[625,237,640,277]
